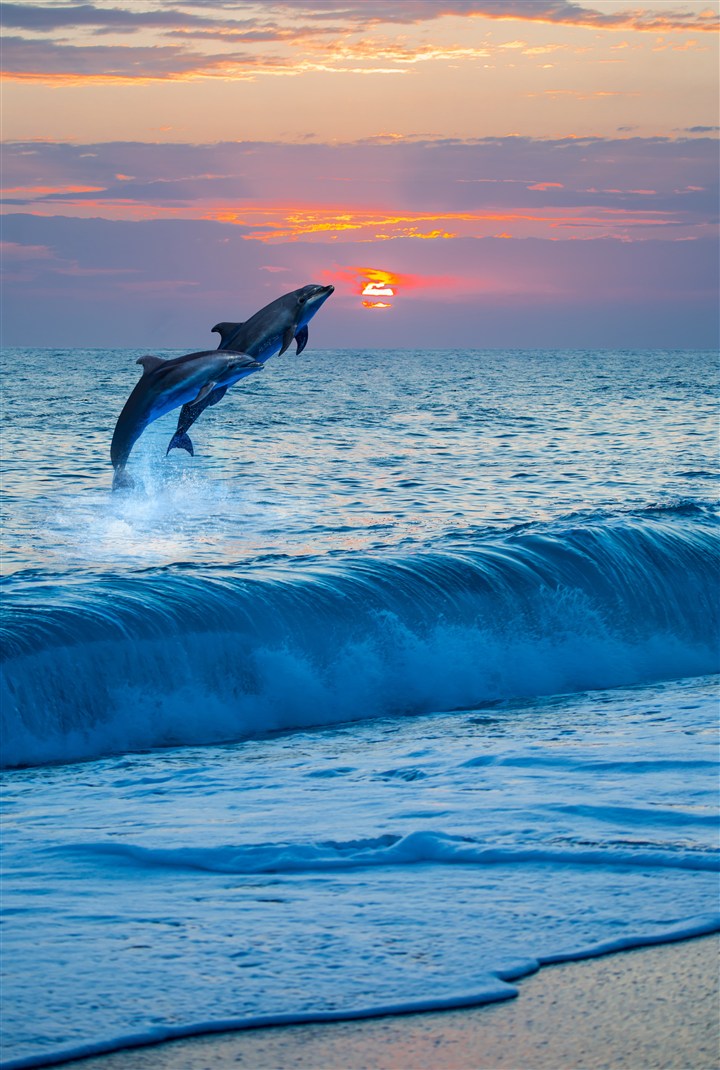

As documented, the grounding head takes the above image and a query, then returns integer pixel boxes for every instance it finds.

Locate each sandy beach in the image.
[61,934,719,1070]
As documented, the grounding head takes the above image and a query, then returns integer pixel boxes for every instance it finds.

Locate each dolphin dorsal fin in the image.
[212,321,243,346]
[136,355,166,374]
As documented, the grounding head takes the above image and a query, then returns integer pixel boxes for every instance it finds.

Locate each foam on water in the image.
[1,678,718,1069]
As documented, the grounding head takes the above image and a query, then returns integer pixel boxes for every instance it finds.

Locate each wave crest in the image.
[2,509,718,768]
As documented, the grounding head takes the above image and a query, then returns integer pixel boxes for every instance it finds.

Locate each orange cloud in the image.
[3,0,715,91]
[214,205,682,243]
[5,198,690,243]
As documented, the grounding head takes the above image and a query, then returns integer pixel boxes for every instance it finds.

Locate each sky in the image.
[1,0,718,349]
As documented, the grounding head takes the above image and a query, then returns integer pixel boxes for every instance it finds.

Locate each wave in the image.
[2,506,718,768]
[59,829,720,875]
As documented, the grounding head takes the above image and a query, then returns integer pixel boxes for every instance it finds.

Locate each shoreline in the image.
[22,932,720,1070]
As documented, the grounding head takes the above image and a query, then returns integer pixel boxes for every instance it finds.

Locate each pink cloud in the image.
[2,137,716,244]
[0,239,54,260]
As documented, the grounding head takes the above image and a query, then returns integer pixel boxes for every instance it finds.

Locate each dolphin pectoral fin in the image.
[136,355,166,375]
[279,326,295,356]
[295,326,309,355]
[205,385,229,408]
[212,322,244,348]
[166,432,194,457]
[192,381,216,405]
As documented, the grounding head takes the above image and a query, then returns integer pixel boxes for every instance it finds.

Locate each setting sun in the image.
[357,270,398,309]
[362,282,395,297]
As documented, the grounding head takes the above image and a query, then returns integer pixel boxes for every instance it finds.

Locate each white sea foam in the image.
[1,676,718,1068]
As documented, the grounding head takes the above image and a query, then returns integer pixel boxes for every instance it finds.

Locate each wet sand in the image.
[62,934,719,1070]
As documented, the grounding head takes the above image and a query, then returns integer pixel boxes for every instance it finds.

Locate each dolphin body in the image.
[166,283,335,456]
[111,349,261,489]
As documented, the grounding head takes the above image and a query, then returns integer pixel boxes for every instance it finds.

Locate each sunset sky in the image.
[2,0,718,348]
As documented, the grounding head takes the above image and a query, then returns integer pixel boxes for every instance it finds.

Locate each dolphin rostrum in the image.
[111,349,262,489]
[166,283,335,456]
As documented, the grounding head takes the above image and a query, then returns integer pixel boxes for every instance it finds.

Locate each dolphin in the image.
[166,282,335,456]
[111,349,262,490]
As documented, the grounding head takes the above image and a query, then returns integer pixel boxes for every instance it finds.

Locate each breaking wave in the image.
[2,505,718,768]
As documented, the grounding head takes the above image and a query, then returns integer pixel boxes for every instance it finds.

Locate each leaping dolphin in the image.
[166,282,334,456]
[111,349,261,490]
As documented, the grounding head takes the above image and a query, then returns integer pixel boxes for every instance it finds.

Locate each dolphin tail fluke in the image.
[166,432,195,457]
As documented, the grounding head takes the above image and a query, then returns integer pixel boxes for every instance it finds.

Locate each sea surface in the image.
[1,347,719,1068]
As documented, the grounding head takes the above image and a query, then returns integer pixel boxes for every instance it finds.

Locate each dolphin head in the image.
[218,350,263,387]
[294,283,334,323]
[224,352,263,372]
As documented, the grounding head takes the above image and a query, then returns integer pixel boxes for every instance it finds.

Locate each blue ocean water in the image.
[1,347,719,1068]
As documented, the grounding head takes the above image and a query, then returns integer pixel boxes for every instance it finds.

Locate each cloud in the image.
[0,239,55,260]
[0,32,422,82]
[0,3,213,31]
[2,2,716,36]
[273,0,718,33]
[2,137,717,242]
[2,1,716,85]
[0,234,138,284]
[309,0,718,34]
[0,35,264,81]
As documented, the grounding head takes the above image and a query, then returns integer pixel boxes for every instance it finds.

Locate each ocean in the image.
[1,346,718,1068]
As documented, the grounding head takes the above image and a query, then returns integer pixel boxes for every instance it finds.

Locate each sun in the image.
[360,271,397,309]
[362,282,394,297]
